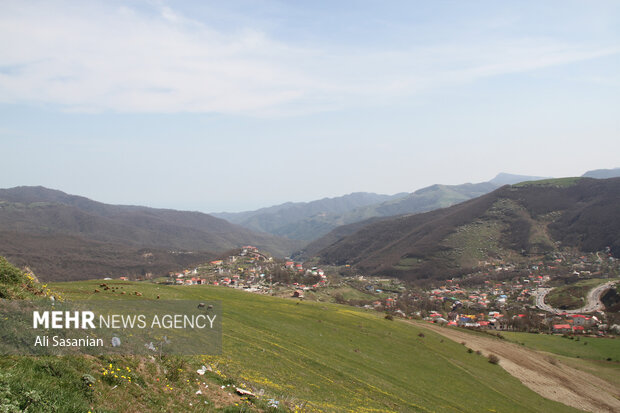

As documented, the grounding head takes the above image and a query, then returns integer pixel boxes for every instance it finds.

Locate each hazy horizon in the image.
[2,1,619,212]
[2,168,616,214]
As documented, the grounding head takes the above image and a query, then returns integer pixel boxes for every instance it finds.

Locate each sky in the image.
[1,0,619,212]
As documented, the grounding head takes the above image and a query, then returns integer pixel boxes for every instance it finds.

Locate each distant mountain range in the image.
[582,167,620,179]
[0,186,301,281]
[314,177,620,282]
[4,169,615,282]
[214,173,549,242]
[212,192,404,241]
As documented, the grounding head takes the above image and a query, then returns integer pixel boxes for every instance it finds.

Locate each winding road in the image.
[535,280,618,314]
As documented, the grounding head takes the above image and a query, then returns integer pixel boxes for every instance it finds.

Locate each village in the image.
[162,246,328,297]
[123,245,620,338]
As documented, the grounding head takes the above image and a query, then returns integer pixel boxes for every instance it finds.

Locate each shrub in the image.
[488,354,500,364]
[0,256,24,284]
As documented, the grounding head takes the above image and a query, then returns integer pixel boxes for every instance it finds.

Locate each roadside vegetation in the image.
[546,278,610,310]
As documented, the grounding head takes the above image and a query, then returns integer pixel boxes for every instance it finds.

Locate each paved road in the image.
[535,280,618,314]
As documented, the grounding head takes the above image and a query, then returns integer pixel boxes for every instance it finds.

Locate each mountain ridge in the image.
[582,167,620,179]
[315,177,620,282]
[0,186,301,280]
[215,173,549,242]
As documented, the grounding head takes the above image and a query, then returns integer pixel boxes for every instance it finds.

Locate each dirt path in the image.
[414,322,620,412]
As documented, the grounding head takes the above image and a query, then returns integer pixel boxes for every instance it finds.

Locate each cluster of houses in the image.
[427,272,552,310]
[412,251,617,335]
[420,309,608,334]
[551,314,603,334]
[169,268,208,285]
[423,310,508,329]
[156,247,330,296]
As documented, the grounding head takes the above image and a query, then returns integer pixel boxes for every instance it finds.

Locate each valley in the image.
[1,174,619,412]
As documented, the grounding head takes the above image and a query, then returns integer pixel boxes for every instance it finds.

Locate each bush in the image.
[0,256,24,284]
[384,314,393,321]
[488,354,500,364]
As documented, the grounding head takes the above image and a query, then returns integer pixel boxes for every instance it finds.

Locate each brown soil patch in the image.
[198,382,244,409]
[415,322,620,413]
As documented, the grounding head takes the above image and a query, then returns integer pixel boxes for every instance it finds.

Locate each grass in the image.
[437,327,620,397]
[500,331,620,362]
[499,331,620,390]
[443,218,505,268]
[303,285,378,302]
[557,356,620,389]
[0,356,96,412]
[38,280,581,412]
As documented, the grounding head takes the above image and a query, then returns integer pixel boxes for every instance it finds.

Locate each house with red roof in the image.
[552,324,572,333]
[571,314,594,327]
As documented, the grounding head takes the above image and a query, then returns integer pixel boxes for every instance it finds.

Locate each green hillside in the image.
[28,279,577,412]
[500,331,620,363]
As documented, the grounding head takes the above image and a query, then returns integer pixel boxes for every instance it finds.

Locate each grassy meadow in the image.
[12,279,577,413]
[500,331,620,362]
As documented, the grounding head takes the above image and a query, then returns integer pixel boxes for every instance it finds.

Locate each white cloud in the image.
[0,1,616,116]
